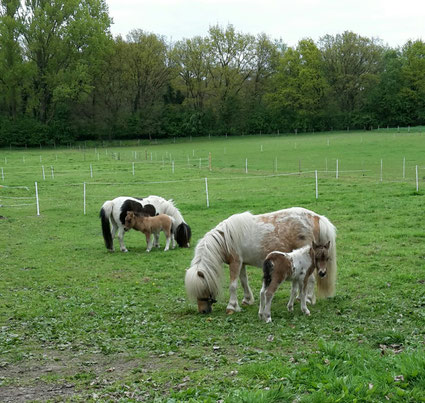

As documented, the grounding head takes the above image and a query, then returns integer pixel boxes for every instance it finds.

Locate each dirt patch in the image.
[0,351,143,402]
[0,383,75,403]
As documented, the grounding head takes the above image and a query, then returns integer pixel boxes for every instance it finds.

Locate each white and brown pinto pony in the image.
[124,211,176,252]
[185,207,336,314]
[100,195,191,252]
[258,241,331,323]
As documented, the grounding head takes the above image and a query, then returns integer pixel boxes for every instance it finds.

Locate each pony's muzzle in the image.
[318,270,327,278]
[197,298,216,314]
[200,305,212,314]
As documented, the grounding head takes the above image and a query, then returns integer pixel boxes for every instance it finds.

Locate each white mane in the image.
[186,212,256,300]
[143,195,185,226]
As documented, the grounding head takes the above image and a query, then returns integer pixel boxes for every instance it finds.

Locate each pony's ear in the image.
[197,271,205,279]
[324,241,330,249]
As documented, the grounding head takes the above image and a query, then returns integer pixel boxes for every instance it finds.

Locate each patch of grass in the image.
[1,130,425,401]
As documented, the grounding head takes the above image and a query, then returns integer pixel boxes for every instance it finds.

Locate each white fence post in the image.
[51,166,54,179]
[90,164,93,178]
[42,165,45,180]
[416,165,419,192]
[1,167,3,181]
[132,162,135,176]
[205,177,209,208]
[315,170,318,199]
[380,159,383,182]
[336,159,339,179]
[83,182,86,215]
[403,157,405,179]
[172,160,175,174]
[245,158,248,174]
[35,181,40,216]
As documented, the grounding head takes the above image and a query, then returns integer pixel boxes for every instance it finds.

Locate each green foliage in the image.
[1,3,425,142]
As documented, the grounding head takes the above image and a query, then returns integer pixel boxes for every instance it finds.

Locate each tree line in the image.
[1,0,425,146]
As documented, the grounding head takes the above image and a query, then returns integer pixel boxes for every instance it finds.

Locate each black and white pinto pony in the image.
[185,207,336,314]
[100,195,191,252]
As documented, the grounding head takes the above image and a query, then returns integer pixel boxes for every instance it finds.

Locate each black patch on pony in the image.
[263,258,274,288]
[119,199,156,225]
[175,222,192,247]
[100,207,113,250]
[142,204,156,217]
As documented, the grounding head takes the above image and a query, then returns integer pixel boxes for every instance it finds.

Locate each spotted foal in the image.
[258,241,330,323]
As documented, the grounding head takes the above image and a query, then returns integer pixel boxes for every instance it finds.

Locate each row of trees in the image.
[1,0,425,146]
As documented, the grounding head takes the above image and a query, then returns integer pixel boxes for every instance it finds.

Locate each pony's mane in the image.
[162,199,184,225]
[144,195,185,225]
[187,212,255,300]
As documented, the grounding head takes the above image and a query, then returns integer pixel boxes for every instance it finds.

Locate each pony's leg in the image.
[164,231,171,251]
[154,232,160,248]
[258,282,267,320]
[287,281,298,312]
[263,279,282,323]
[226,261,242,314]
[109,221,118,251]
[145,233,153,252]
[239,265,254,306]
[299,279,311,316]
[117,227,128,252]
[171,234,176,249]
[306,275,316,305]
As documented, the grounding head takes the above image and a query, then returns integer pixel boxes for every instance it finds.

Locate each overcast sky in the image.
[106,0,425,48]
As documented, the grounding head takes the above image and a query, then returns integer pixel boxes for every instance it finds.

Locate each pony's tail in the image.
[262,258,274,288]
[316,216,337,298]
[185,264,223,302]
[100,200,114,251]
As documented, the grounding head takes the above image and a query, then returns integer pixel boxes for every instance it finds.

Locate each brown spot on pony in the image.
[258,241,331,323]
[185,207,337,314]
[124,211,176,252]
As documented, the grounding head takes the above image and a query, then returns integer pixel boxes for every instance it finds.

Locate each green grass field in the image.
[1,130,425,402]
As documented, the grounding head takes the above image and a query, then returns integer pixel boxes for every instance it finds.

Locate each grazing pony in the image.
[185,207,336,314]
[124,211,175,252]
[100,195,191,252]
[258,242,331,323]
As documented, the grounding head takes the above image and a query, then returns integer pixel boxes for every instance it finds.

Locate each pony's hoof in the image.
[121,249,128,253]
[302,309,311,316]
[265,317,272,323]
[242,298,254,306]
[226,309,235,315]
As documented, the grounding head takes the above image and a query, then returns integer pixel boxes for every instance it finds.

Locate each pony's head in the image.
[312,241,331,278]
[124,211,139,231]
[185,265,219,314]
[175,223,192,248]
